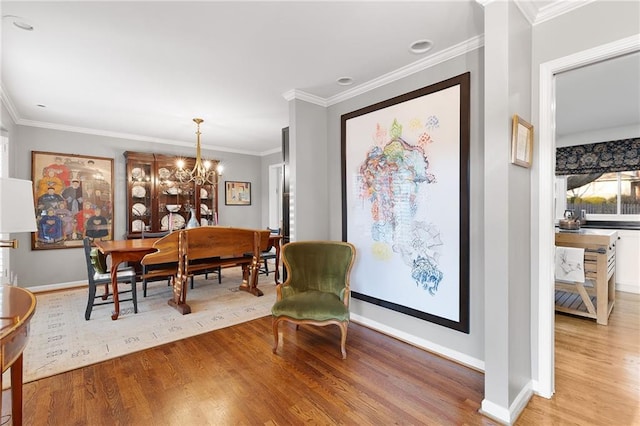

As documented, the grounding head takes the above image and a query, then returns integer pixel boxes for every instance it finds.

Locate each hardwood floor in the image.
[3,291,638,425]
[517,291,640,425]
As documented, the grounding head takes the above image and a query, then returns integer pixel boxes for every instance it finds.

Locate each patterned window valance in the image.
[555,138,640,175]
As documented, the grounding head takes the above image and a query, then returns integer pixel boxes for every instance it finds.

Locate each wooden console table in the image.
[0,285,37,426]
[555,229,617,325]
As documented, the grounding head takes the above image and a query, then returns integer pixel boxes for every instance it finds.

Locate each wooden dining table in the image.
[95,233,283,320]
[1,285,37,426]
[94,238,158,320]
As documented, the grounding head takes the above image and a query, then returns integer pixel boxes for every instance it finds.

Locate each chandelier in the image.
[175,118,223,186]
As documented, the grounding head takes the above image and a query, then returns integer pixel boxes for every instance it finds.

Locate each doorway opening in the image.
[536,34,639,398]
[268,163,283,230]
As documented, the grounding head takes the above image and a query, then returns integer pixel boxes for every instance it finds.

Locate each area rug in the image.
[18,269,277,385]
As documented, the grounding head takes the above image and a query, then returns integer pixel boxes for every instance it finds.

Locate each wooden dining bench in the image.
[141,226,271,314]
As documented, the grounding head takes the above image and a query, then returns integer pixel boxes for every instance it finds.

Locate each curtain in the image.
[555,137,640,175]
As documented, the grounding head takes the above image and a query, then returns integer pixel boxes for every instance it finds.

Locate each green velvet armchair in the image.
[271,240,356,359]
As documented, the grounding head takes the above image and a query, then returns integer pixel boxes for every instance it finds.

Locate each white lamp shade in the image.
[0,178,38,233]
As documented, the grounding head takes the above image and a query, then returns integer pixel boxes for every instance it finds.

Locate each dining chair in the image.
[83,237,138,320]
[140,230,174,297]
[258,227,280,276]
[272,240,356,359]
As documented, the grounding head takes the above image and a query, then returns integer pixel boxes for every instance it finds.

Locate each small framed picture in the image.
[511,114,534,168]
[225,181,251,205]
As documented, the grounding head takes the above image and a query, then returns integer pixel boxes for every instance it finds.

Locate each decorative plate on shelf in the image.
[158,168,171,179]
[200,204,209,215]
[132,203,147,216]
[164,186,180,195]
[132,185,146,198]
[200,188,208,199]
[160,214,185,231]
[132,219,145,232]
[131,167,145,180]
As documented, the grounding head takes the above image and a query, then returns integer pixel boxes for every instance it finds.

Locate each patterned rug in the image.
[16,269,277,386]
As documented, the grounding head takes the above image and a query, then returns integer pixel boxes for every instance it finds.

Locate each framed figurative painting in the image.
[341,73,470,333]
[225,181,251,205]
[31,151,114,250]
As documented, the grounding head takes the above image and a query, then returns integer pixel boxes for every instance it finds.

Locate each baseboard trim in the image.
[25,280,87,294]
[350,313,484,371]
[480,381,533,425]
[616,283,640,294]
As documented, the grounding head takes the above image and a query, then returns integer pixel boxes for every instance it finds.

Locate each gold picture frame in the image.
[31,151,114,249]
[511,114,534,168]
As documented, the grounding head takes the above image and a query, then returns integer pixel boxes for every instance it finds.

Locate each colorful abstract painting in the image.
[341,73,470,332]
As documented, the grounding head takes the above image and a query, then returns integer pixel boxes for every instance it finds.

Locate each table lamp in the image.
[0,178,37,248]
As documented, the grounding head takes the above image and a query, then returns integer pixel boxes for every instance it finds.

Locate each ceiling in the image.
[555,50,640,139]
[2,1,636,156]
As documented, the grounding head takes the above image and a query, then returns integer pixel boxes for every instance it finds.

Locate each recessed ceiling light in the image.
[337,77,353,86]
[14,20,34,31]
[3,15,34,31]
[409,39,433,54]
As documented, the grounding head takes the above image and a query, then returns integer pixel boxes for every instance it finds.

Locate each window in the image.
[557,170,640,221]
[555,138,640,223]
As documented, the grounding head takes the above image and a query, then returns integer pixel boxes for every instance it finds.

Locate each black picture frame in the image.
[225,181,251,206]
[341,73,470,333]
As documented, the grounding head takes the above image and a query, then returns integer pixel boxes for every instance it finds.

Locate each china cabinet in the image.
[124,151,219,238]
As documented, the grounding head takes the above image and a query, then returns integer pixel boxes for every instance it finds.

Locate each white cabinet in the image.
[613,229,640,294]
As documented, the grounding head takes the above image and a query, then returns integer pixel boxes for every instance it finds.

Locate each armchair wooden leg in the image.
[272,317,280,354]
[339,322,348,359]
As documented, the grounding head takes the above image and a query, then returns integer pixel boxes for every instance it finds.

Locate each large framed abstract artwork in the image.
[31,151,114,250]
[341,73,470,333]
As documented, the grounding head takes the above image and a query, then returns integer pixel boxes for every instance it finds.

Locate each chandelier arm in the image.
[173,118,220,186]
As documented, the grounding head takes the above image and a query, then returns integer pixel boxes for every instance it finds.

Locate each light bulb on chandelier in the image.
[174,118,223,186]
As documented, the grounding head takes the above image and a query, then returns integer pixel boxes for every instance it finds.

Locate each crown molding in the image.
[326,35,483,106]
[0,83,20,125]
[16,118,263,156]
[282,89,327,107]
[511,0,596,26]
[258,146,282,157]
[285,35,484,107]
[513,0,538,25]
[534,0,596,25]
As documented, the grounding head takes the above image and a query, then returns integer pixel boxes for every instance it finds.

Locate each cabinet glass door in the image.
[127,155,153,236]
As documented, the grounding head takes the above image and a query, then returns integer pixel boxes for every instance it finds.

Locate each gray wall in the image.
[8,124,266,286]
[288,99,329,241]
[481,1,534,413]
[324,50,485,363]
[506,1,533,406]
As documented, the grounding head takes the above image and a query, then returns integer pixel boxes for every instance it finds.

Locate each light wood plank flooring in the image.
[518,291,639,425]
[3,291,638,425]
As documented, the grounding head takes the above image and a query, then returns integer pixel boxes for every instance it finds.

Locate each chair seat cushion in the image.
[90,248,108,274]
[272,291,349,322]
[93,268,137,282]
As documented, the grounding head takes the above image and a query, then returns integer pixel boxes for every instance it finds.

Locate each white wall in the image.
[530,0,640,402]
